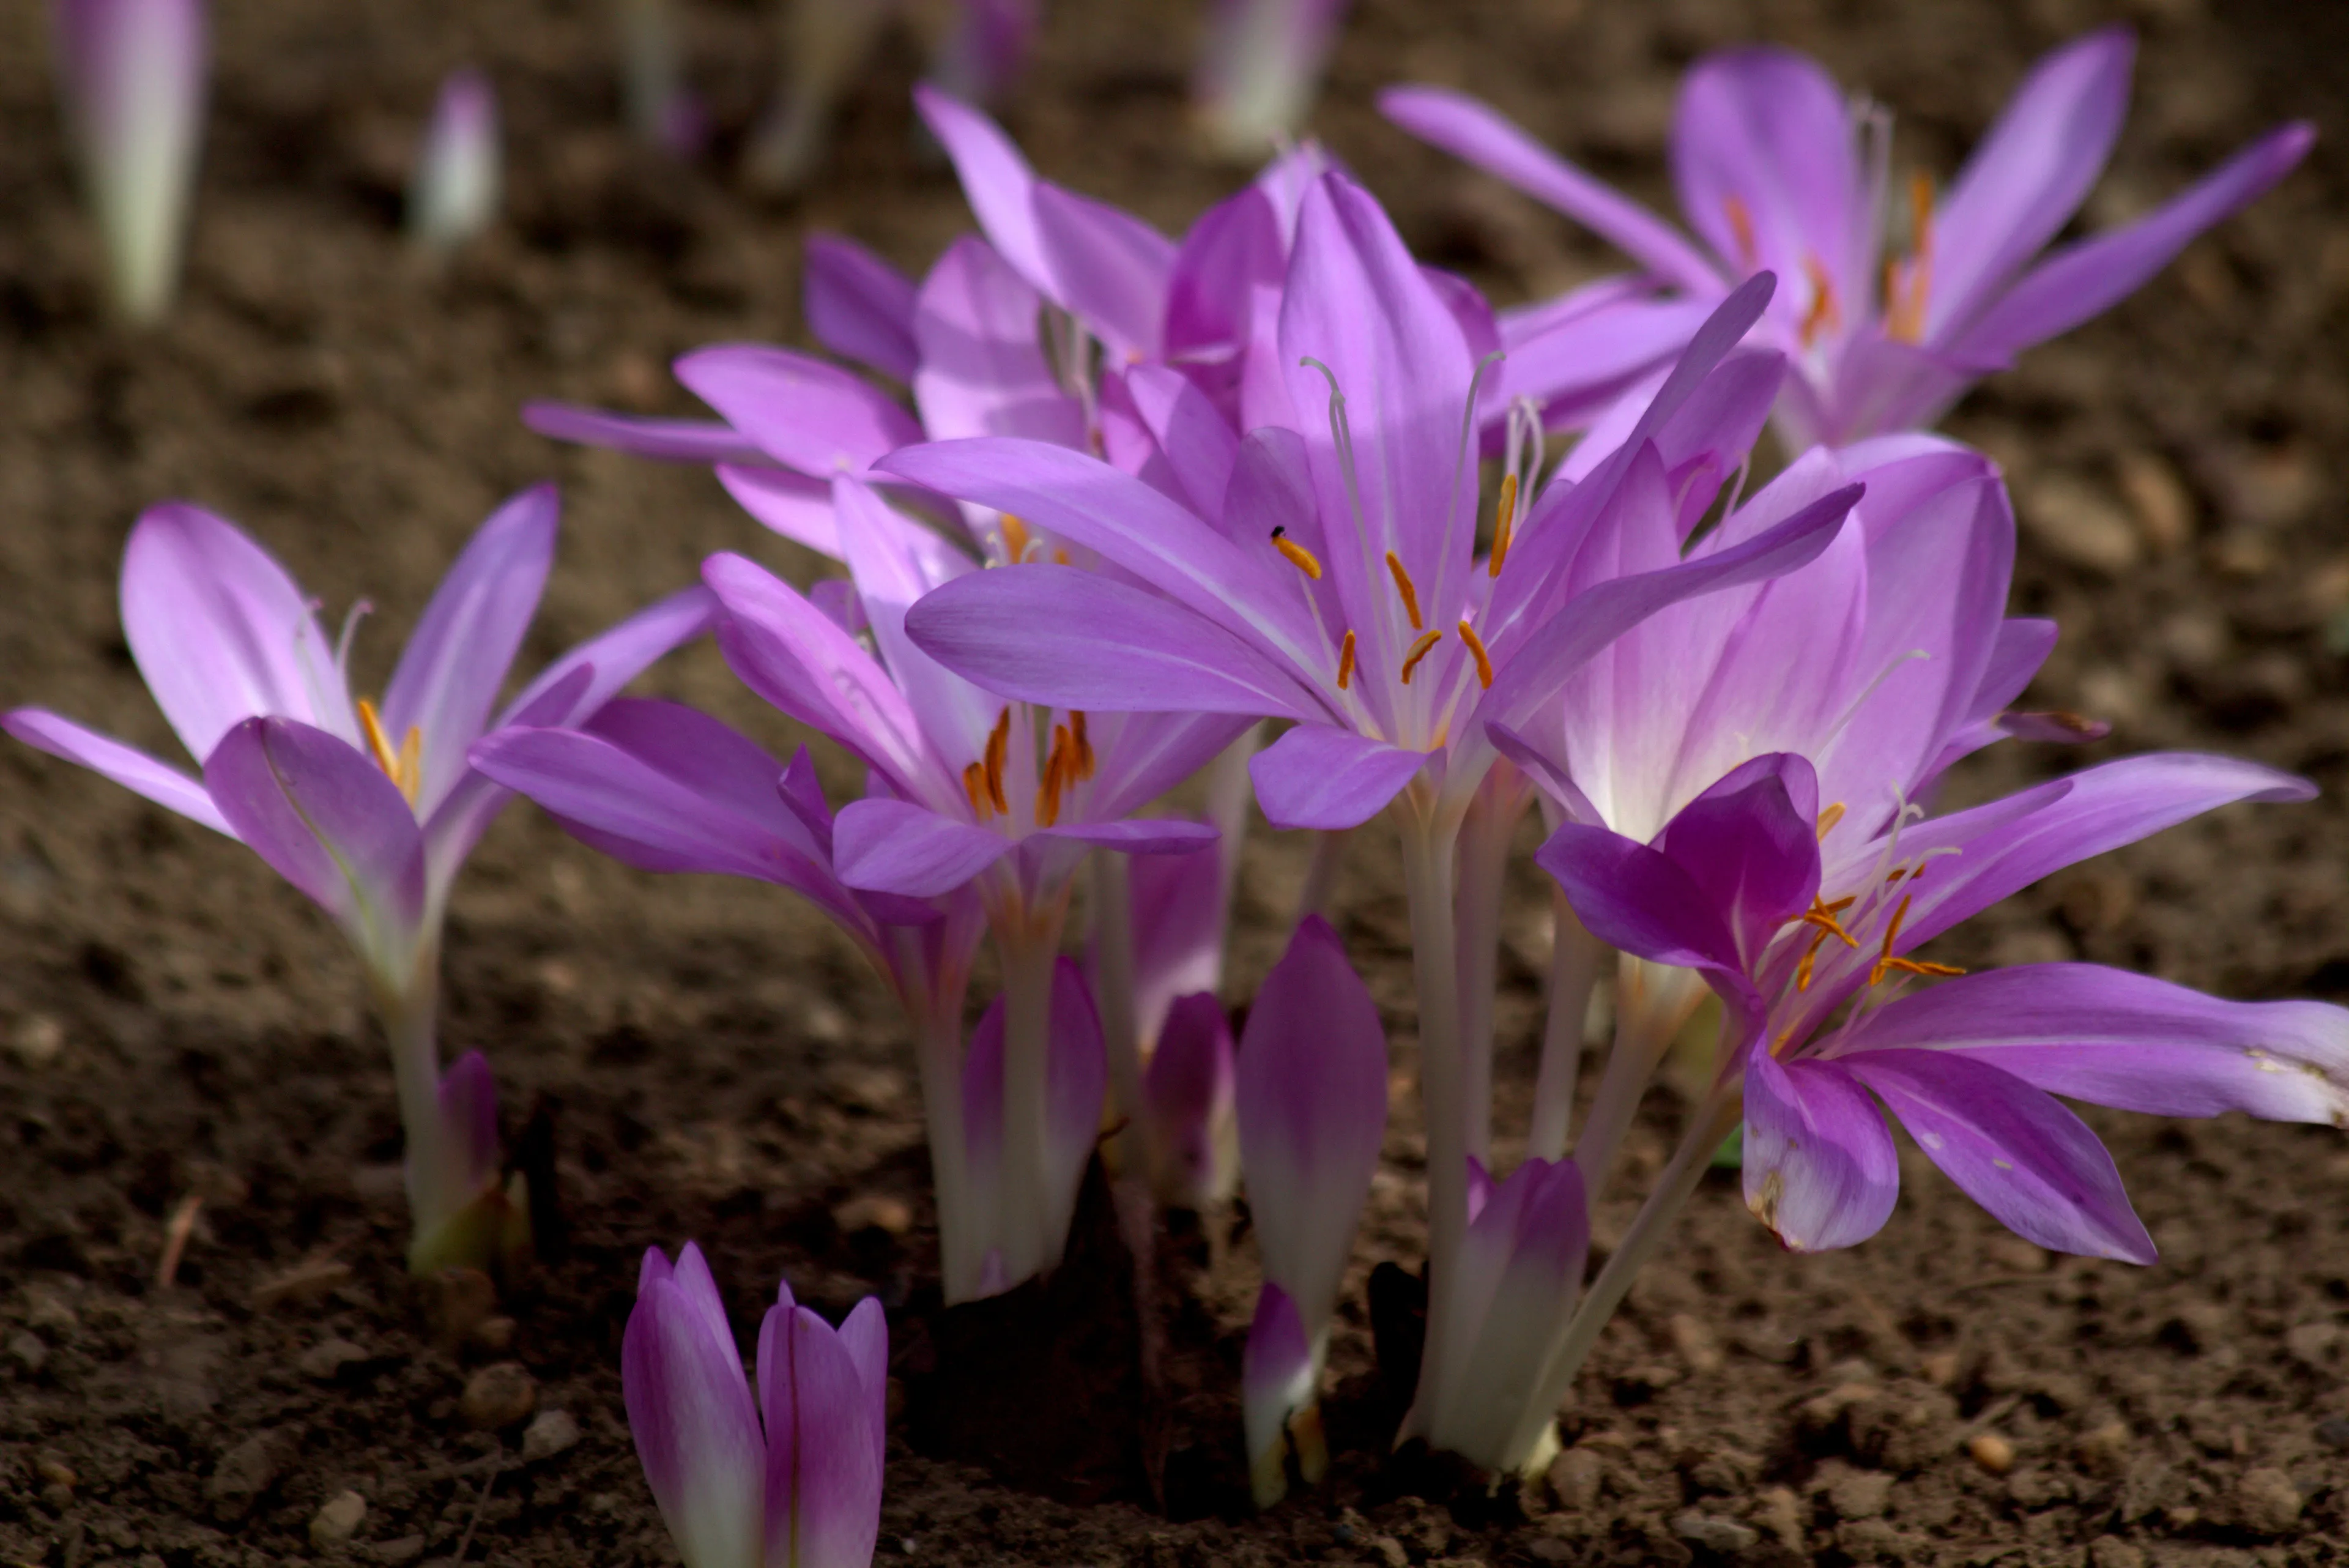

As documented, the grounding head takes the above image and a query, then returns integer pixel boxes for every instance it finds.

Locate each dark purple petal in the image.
[1535,820,1744,979]
[1826,964,2349,1126]
[202,717,427,953]
[1246,724,1425,831]
[804,233,921,381]
[1742,1050,1899,1252]
[1653,753,1820,962]
[1145,992,1239,1206]
[1842,1048,2154,1263]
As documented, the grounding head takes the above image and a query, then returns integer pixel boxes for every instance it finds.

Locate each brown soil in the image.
[6,1,2349,1564]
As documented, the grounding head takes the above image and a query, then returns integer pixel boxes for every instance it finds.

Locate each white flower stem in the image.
[380,956,450,1236]
[1565,959,1675,1197]
[1528,891,1604,1162]
[1395,795,1469,1440]
[1294,828,1350,923]
[996,905,1066,1280]
[1450,781,1521,1167]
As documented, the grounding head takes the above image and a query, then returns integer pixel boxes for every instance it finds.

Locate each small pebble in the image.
[1750,1485,1803,1548]
[207,1432,284,1521]
[10,1013,64,1067]
[310,1489,367,1548]
[2086,1537,2145,1568]
[1666,1313,1723,1375]
[2285,1321,2340,1363]
[22,1290,78,1332]
[1827,1468,1892,1522]
[833,1195,915,1237]
[8,1331,48,1374]
[374,1536,426,1565]
[1672,1511,1758,1553]
[429,1268,499,1349]
[1918,1350,1961,1388]
[1968,1433,2016,1475]
[468,1315,517,1353]
[2076,1420,2131,1476]
[458,1362,537,1430]
[521,1409,581,1463]
[1545,1447,1603,1511]
[2236,1466,2302,1534]
[251,1258,354,1309]
[299,1338,369,1381]
[33,1454,76,1488]
[2022,474,2140,575]
[2115,451,2192,552]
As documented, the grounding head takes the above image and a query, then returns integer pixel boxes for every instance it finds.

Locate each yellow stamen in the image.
[1069,710,1094,780]
[1335,629,1356,691]
[357,697,399,779]
[356,697,423,804]
[1868,893,1965,985]
[1488,472,1518,579]
[1815,801,1846,841]
[1385,552,1424,631]
[1798,255,1840,350]
[1398,628,1443,685]
[1000,513,1033,565]
[1793,894,1860,992]
[1271,528,1323,580]
[963,762,990,819]
[394,725,422,806]
[1723,193,1758,272]
[982,708,1011,816]
[1886,173,1936,343]
[1457,620,1493,689]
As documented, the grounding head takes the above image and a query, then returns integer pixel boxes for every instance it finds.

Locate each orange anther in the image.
[1488,473,1519,579]
[1335,629,1357,691]
[1386,552,1425,631]
[1272,528,1323,580]
[1723,193,1759,272]
[1457,620,1493,689]
[1398,628,1444,685]
[982,708,1011,816]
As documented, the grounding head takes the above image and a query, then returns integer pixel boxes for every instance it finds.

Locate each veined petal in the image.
[804,233,921,381]
[1742,1049,1899,1252]
[1950,121,2314,365]
[1247,724,1425,831]
[520,402,771,465]
[909,236,1087,447]
[904,563,1322,720]
[878,438,1327,681]
[1928,27,2135,335]
[1841,1049,2154,1263]
[1378,86,1723,293]
[1233,915,1388,1328]
[381,484,558,817]
[202,717,427,970]
[624,1250,763,1568]
[675,345,923,475]
[1824,964,2349,1126]
[1031,180,1174,359]
[716,464,844,559]
[121,502,345,761]
[831,475,996,764]
[1652,753,1820,965]
[2,708,230,833]
[833,797,1011,897]
[757,1300,884,1568]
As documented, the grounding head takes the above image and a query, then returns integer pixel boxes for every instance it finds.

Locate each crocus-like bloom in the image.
[1382,28,2314,446]
[409,68,502,254]
[1233,916,1387,1507]
[624,1243,885,1568]
[4,489,714,1270]
[1519,749,2343,1473]
[51,0,208,323]
[1193,0,1351,160]
[1492,434,2095,1191]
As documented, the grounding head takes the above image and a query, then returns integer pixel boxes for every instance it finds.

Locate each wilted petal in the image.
[623,1247,763,1568]
[1234,915,1388,1329]
[1742,1050,1899,1252]
[1,708,230,833]
[804,234,921,381]
[1825,963,2349,1127]
[202,718,428,970]
[1841,1048,2154,1263]
[381,485,558,817]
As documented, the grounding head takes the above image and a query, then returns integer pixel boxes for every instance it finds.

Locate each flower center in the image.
[961,705,1095,830]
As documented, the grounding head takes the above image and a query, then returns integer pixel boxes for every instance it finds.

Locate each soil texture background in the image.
[4,1,2349,1564]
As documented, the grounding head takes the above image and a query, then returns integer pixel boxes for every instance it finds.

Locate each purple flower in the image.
[1540,749,2336,1263]
[623,1243,885,1568]
[5,489,714,1269]
[1233,916,1387,1506]
[1382,29,2314,446]
[50,0,208,322]
[409,68,500,254]
[1135,990,1239,1210]
[1193,0,1352,160]
[1491,434,2099,1189]
[885,176,1854,836]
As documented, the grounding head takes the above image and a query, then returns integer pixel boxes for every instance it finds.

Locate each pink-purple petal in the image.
[833,797,1010,898]
[716,464,845,558]
[1,708,231,834]
[804,233,921,381]
[1742,1050,1900,1252]
[675,344,923,475]
[757,1302,884,1568]
[519,401,770,466]
[1246,724,1425,831]
[623,1255,764,1568]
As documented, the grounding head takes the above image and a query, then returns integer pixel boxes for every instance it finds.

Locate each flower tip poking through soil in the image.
[1242,1281,1324,1509]
[408,67,501,255]
[49,0,210,324]
[623,1244,886,1568]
